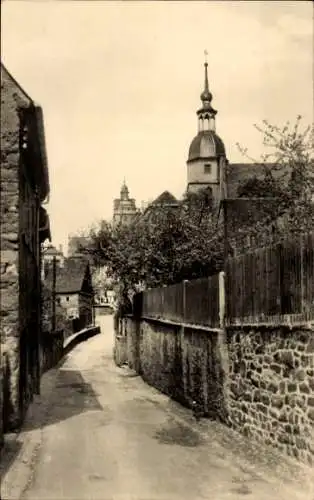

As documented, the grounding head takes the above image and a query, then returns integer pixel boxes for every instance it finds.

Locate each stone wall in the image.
[1,65,27,431]
[1,64,47,432]
[113,335,128,367]
[227,327,314,466]
[126,318,140,372]
[113,318,129,367]
[122,316,313,466]
[0,351,4,450]
[124,318,227,419]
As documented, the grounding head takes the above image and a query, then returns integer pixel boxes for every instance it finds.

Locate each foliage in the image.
[236,116,314,238]
[83,116,313,290]
[84,191,224,291]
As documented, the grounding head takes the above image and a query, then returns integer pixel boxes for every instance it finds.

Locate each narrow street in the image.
[1,315,313,500]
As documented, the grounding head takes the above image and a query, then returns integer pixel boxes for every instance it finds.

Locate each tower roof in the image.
[120,179,129,199]
[187,53,225,162]
[188,130,225,162]
[200,62,212,104]
[198,55,217,116]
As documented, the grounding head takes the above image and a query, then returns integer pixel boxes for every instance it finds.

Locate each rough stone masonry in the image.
[227,327,314,466]
[1,64,27,432]
[122,315,314,467]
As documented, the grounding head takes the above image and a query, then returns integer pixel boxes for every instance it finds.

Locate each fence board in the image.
[136,231,314,328]
[226,231,314,325]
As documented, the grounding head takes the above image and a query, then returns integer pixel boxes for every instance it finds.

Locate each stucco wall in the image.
[58,293,79,312]
[227,327,314,466]
[187,158,218,184]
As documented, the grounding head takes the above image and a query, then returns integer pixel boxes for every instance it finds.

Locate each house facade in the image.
[45,257,94,335]
[1,64,51,433]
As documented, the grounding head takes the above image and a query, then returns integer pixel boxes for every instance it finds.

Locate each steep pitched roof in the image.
[226,163,264,198]
[45,257,91,294]
[226,162,283,198]
[151,191,178,205]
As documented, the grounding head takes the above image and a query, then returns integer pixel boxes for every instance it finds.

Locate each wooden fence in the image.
[141,274,221,328]
[135,231,314,328]
[225,231,314,326]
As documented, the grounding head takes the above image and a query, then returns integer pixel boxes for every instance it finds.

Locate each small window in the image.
[204,163,211,174]
[66,296,69,302]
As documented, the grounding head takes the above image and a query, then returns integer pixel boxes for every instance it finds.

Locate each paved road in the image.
[2,315,313,500]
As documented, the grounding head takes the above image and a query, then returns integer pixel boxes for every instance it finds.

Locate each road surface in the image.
[1,314,313,500]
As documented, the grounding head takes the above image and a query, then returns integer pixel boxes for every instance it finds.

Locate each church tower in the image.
[187,55,227,207]
[113,180,137,227]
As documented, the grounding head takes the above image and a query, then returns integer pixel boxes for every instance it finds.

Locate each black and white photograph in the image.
[0,1,313,499]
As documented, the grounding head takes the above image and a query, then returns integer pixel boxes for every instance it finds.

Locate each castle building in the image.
[187,58,227,209]
[113,181,137,227]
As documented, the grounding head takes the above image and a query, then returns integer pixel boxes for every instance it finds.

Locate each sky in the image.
[2,1,313,251]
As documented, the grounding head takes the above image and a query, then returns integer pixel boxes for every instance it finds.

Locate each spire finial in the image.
[204,50,209,93]
[204,49,208,64]
[200,50,212,104]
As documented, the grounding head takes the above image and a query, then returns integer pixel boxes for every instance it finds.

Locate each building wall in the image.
[56,292,92,332]
[19,155,42,421]
[187,158,219,185]
[1,66,47,431]
[187,159,221,206]
[58,293,79,314]
[1,67,26,431]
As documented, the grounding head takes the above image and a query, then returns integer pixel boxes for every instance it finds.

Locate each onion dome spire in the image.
[200,50,213,105]
[196,51,217,132]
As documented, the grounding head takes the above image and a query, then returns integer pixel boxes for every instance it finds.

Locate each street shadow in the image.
[22,369,104,431]
[154,418,203,448]
[0,436,22,478]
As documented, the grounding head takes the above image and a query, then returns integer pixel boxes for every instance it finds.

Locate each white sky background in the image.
[2,1,313,250]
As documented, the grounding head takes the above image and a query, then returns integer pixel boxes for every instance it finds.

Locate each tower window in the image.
[204,163,211,174]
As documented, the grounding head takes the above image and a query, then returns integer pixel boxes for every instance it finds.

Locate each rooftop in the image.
[45,256,91,294]
[188,131,226,162]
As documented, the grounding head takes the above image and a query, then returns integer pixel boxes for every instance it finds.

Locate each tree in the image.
[236,116,314,238]
[83,189,224,292]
